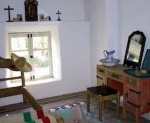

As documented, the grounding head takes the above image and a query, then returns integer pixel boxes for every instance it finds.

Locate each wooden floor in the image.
[0,91,150,123]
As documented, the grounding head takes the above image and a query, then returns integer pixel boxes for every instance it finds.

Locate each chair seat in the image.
[87,85,118,96]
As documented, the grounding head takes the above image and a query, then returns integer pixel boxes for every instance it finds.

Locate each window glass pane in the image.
[11,37,28,51]
[33,36,49,49]
[33,50,51,78]
[12,51,29,58]
[9,32,53,83]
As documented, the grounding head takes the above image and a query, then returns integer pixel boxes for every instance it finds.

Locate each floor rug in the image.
[49,101,85,112]
[49,101,102,123]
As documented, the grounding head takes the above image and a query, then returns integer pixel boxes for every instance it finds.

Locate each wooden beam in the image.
[23,88,42,110]
[0,76,22,82]
[21,72,25,87]
[0,86,22,98]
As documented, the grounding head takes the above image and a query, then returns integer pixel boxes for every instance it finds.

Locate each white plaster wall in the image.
[1,0,150,106]
[105,0,119,53]
[88,0,108,85]
[26,21,91,99]
[89,0,150,85]
[0,21,91,106]
[0,0,91,106]
[0,0,85,22]
[119,0,150,62]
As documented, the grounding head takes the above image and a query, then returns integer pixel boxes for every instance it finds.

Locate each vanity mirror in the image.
[123,30,146,68]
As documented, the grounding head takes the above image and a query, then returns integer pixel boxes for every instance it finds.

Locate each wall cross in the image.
[4,6,14,22]
[56,10,61,21]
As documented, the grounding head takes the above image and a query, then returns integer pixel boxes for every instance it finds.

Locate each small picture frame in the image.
[24,0,38,21]
[13,18,19,22]
[46,16,51,21]
[17,14,23,21]
[39,14,45,21]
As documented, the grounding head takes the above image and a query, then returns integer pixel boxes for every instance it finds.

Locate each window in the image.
[8,32,53,82]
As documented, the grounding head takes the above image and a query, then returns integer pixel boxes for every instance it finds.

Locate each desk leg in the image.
[98,95,102,121]
[87,90,90,112]
[123,93,127,118]
[123,107,126,118]
[134,110,141,123]
[116,92,120,115]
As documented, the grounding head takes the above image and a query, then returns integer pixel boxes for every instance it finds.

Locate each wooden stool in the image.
[87,85,120,121]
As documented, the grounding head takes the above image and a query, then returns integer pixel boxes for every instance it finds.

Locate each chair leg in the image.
[87,90,90,112]
[116,92,120,115]
[98,95,103,121]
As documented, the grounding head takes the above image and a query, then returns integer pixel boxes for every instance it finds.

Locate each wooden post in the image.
[21,71,27,103]
[21,71,25,87]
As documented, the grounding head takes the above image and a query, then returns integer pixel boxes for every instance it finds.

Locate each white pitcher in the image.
[103,50,115,62]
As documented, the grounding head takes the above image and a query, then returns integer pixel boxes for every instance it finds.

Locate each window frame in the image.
[8,31,53,83]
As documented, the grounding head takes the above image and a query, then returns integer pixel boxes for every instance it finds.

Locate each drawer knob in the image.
[96,75,103,80]
[99,69,104,73]
[128,79,137,86]
[112,73,119,78]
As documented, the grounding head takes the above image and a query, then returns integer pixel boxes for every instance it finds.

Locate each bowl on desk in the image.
[100,59,120,67]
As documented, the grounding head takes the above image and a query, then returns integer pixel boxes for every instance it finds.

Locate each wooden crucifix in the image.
[4,6,14,22]
[56,10,61,21]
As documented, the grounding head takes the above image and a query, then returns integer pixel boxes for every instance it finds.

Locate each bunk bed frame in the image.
[0,68,42,111]
[0,55,65,123]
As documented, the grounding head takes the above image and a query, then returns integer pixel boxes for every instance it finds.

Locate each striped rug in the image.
[49,101,101,123]
[49,101,85,112]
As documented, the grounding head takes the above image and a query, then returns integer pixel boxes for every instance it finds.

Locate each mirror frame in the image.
[123,30,146,68]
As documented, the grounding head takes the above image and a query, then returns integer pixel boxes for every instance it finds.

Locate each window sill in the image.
[26,78,60,85]
[7,78,60,87]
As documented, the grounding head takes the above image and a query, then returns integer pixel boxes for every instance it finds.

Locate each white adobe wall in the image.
[0,0,91,106]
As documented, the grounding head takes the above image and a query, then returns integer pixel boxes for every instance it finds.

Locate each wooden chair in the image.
[87,85,120,121]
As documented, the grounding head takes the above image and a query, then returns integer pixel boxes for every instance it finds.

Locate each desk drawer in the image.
[126,77,140,91]
[127,78,137,86]
[108,79,123,95]
[97,67,105,77]
[127,89,141,106]
[107,71,123,82]
[97,76,105,85]
[97,67,106,85]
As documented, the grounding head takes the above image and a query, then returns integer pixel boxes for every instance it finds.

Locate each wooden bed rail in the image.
[0,69,42,111]
[0,86,22,98]
[23,87,43,110]
[0,76,22,82]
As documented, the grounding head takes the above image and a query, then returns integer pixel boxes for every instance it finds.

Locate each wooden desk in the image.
[96,64,150,123]
[97,64,126,85]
